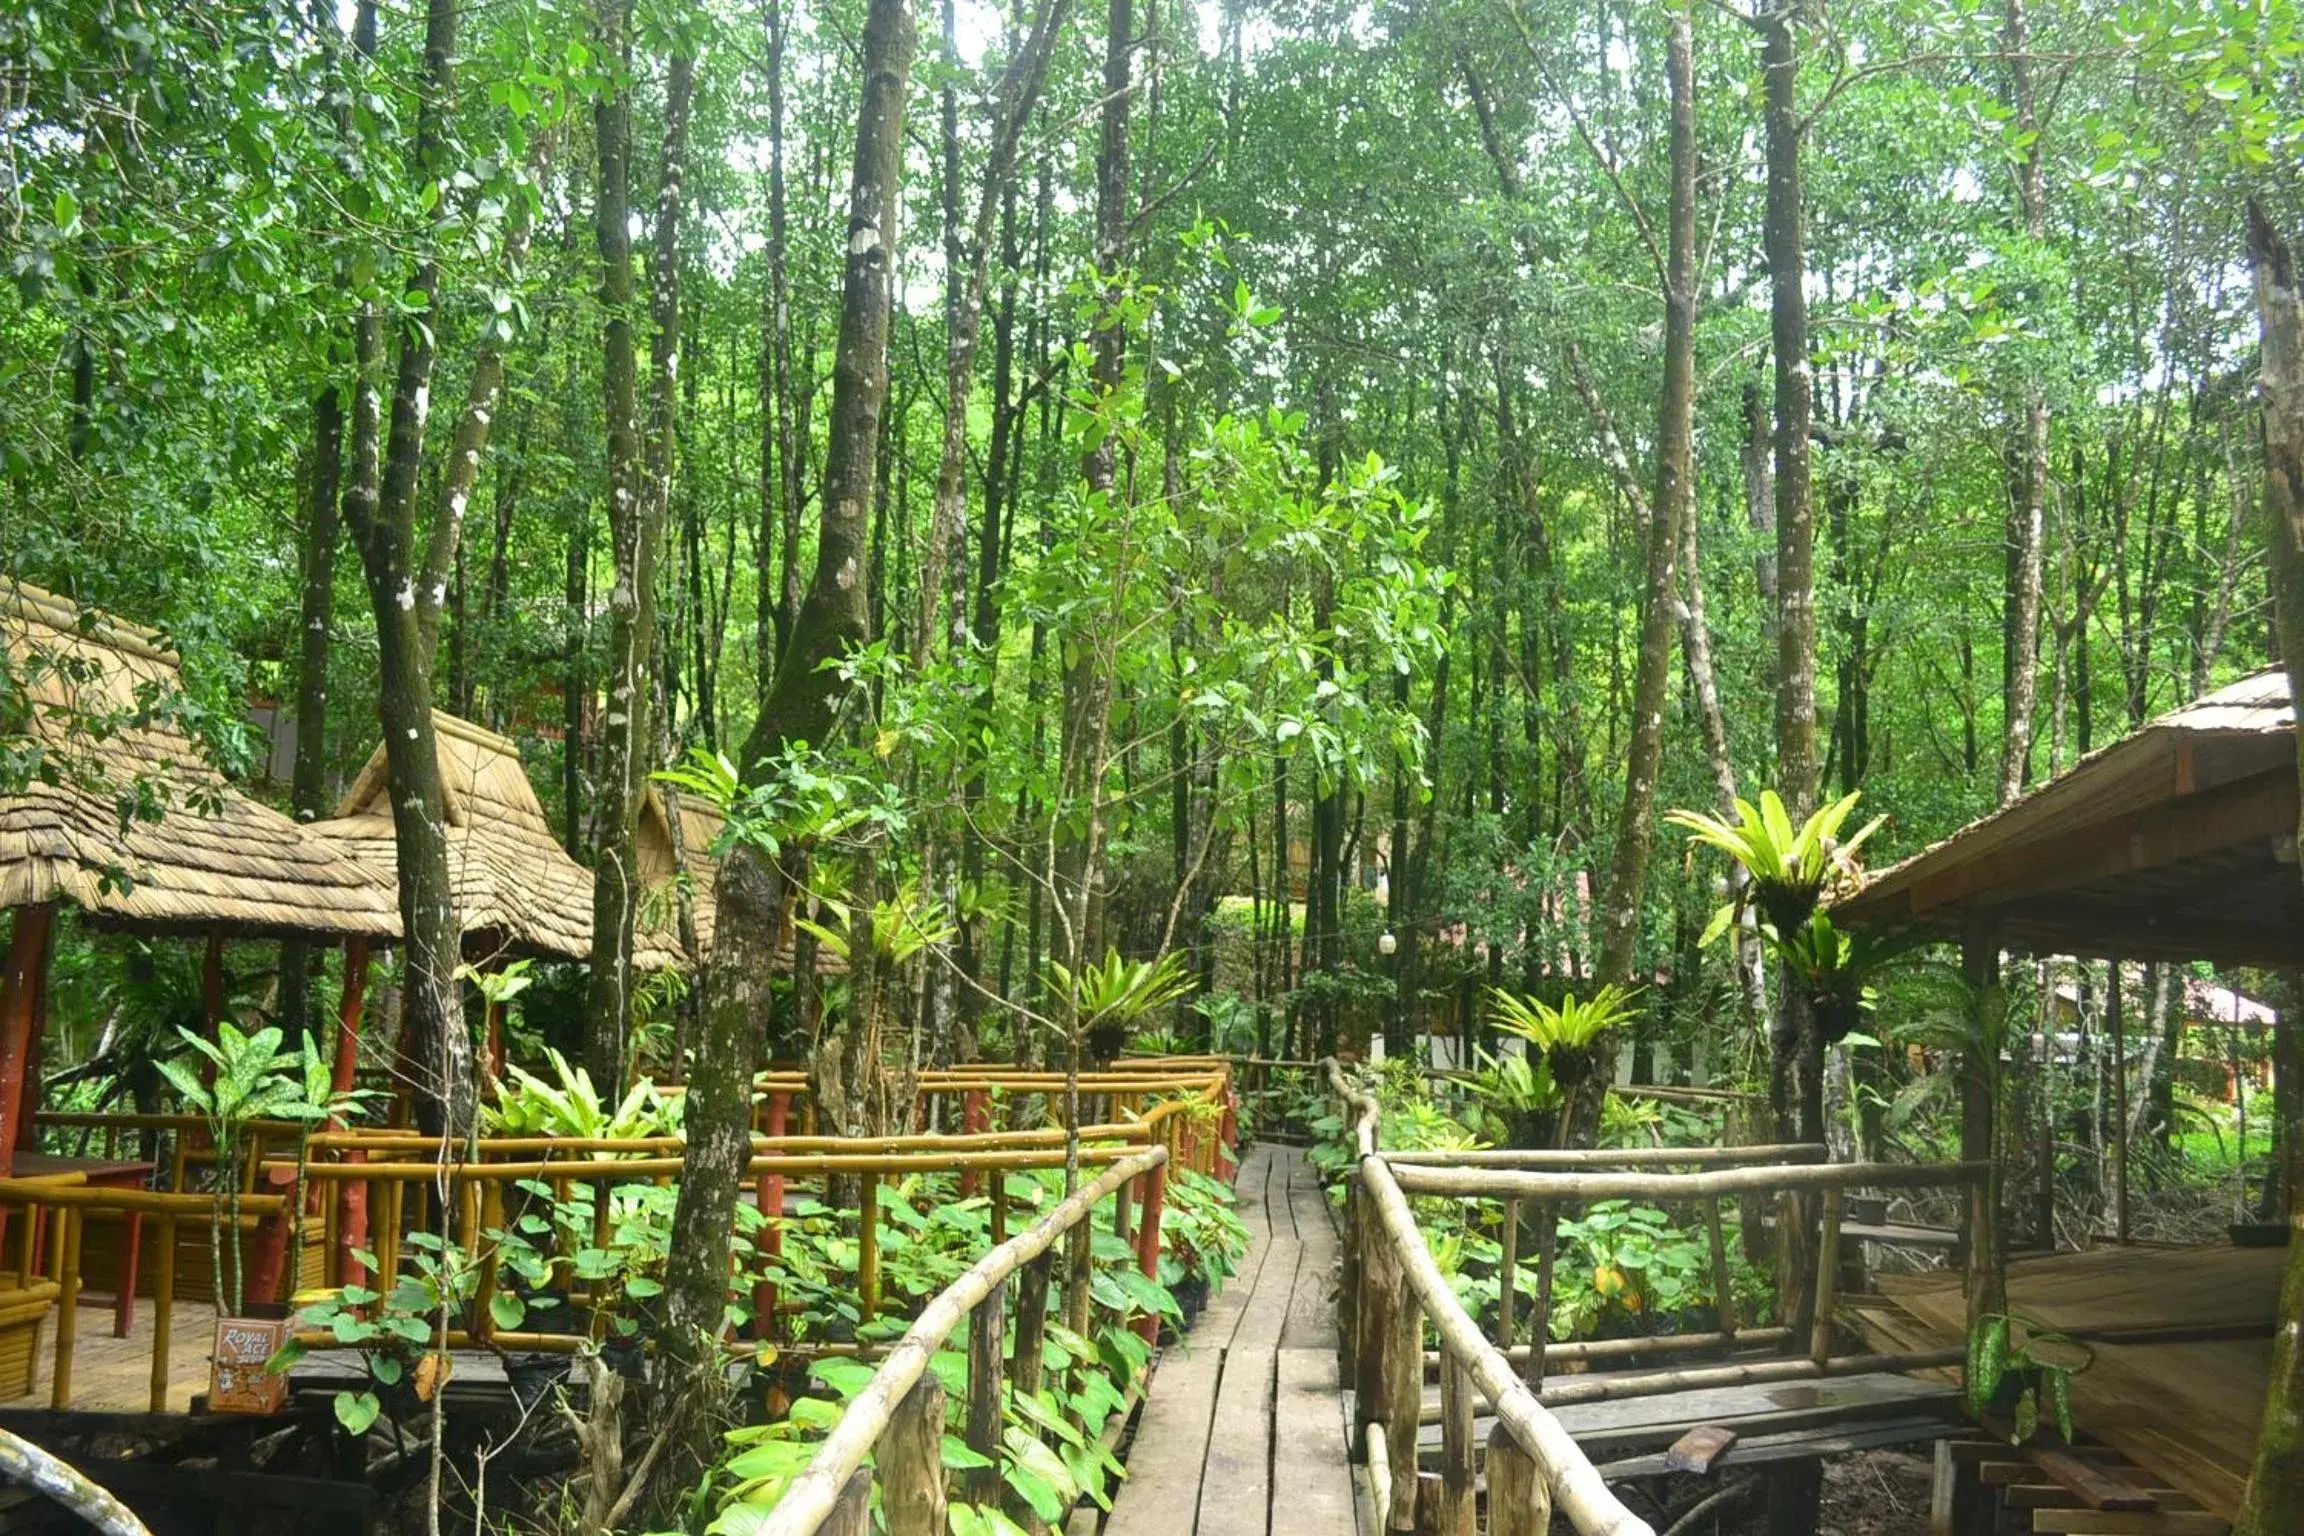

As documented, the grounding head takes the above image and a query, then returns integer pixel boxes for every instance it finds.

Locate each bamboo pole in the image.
[754,1148,1164,1536]
[1424,1326,1793,1370]
[1388,1160,1988,1203]
[149,1214,175,1413]
[1496,1196,1519,1351]
[51,1206,80,1409]
[1532,1348,1965,1407]
[1811,1186,1843,1367]
[858,1172,881,1322]
[965,1276,1005,1507]
[1437,1355,1476,1535]
[1386,1143,1827,1169]
[1487,1420,1550,1536]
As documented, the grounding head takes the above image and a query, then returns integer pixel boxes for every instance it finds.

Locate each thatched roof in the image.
[639,784,721,959]
[0,580,399,940]
[313,711,682,969]
[1835,668,2299,967]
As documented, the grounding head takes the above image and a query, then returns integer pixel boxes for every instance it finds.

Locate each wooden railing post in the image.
[880,1370,947,1536]
[822,1467,873,1536]
[1133,1155,1167,1344]
[50,1205,80,1409]
[150,1212,176,1413]
[1811,1184,1843,1367]
[1435,1353,1476,1536]
[1009,1251,1054,1398]
[1355,1162,1421,1533]
[1704,1194,1736,1340]
[1496,1196,1520,1351]
[966,1278,1008,1506]
[858,1172,881,1322]
[1486,1423,1551,1536]
[1526,1201,1557,1389]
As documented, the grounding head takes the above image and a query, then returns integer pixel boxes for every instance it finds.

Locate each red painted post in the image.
[754,1091,790,1340]
[0,904,57,1182]
[1133,1157,1169,1344]
[1216,1092,1239,1182]
[245,1163,298,1308]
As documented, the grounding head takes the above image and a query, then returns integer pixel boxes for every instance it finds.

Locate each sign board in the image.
[210,1316,291,1414]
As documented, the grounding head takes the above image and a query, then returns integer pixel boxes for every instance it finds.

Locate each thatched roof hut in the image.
[312,711,682,968]
[639,785,721,959]
[0,580,397,940]
[1835,667,2298,967]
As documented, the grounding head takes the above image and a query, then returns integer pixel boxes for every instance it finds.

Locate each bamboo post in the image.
[475,1182,505,1342]
[150,1213,175,1413]
[50,1206,80,1410]
[990,1173,1009,1247]
[13,1202,33,1289]
[879,1370,947,1536]
[1436,1353,1476,1536]
[858,1172,881,1322]
[1811,1186,1843,1367]
[1496,1196,1520,1351]
[966,1279,1008,1506]
[1486,1423,1551,1536]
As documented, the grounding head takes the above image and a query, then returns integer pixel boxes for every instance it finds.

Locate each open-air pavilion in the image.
[0,580,401,1384]
[1834,666,2299,1525]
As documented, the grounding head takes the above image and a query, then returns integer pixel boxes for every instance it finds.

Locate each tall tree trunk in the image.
[1999,0,2048,806]
[341,0,473,1143]
[656,0,914,1487]
[1586,7,1693,1142]
[585,28,694,1088]
[280,383,345,1045]
[759,0,804,682]
[1759,1,1816,816]
[2235,196,2304,1536]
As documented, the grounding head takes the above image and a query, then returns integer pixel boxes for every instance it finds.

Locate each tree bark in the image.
[585,26,694,1088]
[340,0,473,1143]
[1758,1,1816,817]
[655,0,915,1492]
[1586,8,1694,1140]
[280,382,345,1045]
[1998,0,2048,807]
[2235,197,2304,1536]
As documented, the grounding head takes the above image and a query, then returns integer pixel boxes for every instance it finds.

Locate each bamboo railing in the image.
[1327,1059,1987,1535]
[753,1144,1172,1535]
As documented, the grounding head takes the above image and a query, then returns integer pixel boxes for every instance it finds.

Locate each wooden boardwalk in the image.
[2,1297,219,1414]
[1101,1143,1360,1536]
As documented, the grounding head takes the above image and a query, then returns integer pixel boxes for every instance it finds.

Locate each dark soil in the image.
[1632,1448,1936,1536]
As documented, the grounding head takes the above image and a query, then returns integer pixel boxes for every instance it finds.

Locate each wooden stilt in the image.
[332,939,371,1287]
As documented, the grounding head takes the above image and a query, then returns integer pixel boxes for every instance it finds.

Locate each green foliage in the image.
[1669,790,1884,937]
[485,1047,680,1142]
[1965,1311,2094,1445]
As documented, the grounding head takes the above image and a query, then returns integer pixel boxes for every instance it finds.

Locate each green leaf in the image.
[488,1291,526,1331]
[334,1389,381,1436]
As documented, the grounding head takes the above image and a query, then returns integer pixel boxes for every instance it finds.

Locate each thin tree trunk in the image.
[656,0,915,1493]
[1586,8,1694,1142]
[1999,0,2049,806]
[585,31,694,1089]
[341,0,473,1143]
[1759,1,1816,816]
[280,382,345,1045]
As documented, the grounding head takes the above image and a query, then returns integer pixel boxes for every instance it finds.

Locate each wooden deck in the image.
[1101,1144,1360,1536]
[1863,1241,2284,1522]
[2,1296,220,1414]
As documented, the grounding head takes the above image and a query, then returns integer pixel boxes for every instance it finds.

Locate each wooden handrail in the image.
[757,1146,1169,1536]
[1326,1059,1652,1536]
[1384,1142,1828,1169]
[1387,1158,1988,1202]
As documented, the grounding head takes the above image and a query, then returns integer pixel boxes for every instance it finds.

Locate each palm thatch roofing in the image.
[313,710,683,969]
[1835,668,2299,967]
[0,579,399,940]
[639,785,721,958]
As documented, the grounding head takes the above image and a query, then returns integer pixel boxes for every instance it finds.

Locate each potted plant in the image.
[157,1022,359,1411]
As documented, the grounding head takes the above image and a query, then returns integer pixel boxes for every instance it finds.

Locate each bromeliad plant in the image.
[1668,788,1885,940]
[1047,949,1194,1069]
[157,1022,363,1316]
[1772,910,1914,1044]
[1486,985,1641,1146]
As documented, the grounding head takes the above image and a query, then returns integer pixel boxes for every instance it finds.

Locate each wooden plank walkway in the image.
[1101,1144,1360,1536]
[2,1298,219,1414]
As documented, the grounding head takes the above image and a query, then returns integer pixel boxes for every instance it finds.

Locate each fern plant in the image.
[1486,984,1641,1087]
[1047,950,1194,1067]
